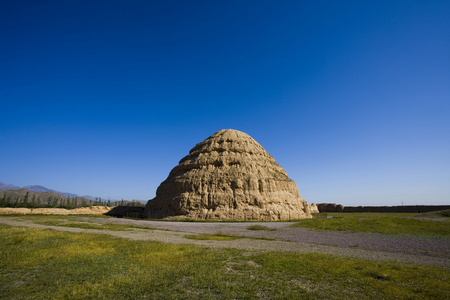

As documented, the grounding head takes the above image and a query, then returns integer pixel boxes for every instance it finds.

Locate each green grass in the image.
[247,225,277,231]
[0,223,448,299]
[145,218,271,223]
[184,233,275,241]
[291,212,450,236]
[440,209,450,217]
[10,215,156,231]
[419,209,450,218]
[37,220,137,231]
[184,233,243,241]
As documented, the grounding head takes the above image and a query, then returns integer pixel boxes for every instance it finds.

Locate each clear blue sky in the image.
[1,0,449,205]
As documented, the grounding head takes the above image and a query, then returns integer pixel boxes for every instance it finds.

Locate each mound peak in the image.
[144,129,312,220]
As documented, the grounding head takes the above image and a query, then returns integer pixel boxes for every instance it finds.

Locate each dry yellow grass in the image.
[0,206,112,215]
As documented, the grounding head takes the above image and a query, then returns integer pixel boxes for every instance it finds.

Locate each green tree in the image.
[0,193,6,207]
[31,194,37,208]
[23,192,30,207]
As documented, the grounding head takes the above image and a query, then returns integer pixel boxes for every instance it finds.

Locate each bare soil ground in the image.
[0,215,448,268]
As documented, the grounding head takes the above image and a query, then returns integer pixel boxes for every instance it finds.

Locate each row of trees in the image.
[114,199,145,207]
[0,192,108,209]
[0,192,145,209]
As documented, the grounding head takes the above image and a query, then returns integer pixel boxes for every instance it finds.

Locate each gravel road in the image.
[1,216,448,268]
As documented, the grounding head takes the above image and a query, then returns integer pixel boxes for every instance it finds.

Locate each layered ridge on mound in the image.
[144,129,312,220]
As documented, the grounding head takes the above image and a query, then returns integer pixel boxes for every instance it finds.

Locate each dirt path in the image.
[0,216,448,268]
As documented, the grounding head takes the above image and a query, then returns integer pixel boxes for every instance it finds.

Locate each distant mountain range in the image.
[0,182,96,200]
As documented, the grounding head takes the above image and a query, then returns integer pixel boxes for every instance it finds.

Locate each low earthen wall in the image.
[317,204,450,213]
[104,206,145,218]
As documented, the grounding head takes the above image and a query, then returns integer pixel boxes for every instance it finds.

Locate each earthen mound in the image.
[144,129,312,220]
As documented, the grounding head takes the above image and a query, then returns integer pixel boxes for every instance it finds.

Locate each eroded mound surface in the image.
[144,129,311,220]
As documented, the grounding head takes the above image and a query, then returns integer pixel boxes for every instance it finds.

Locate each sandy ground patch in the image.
[0,206,112,215]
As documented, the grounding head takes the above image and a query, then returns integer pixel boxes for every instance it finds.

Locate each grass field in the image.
[291,212,450,237]
[184,233,243,241]
[9,214,158,231]
[1,221,449,299]
[247,225,277,231]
